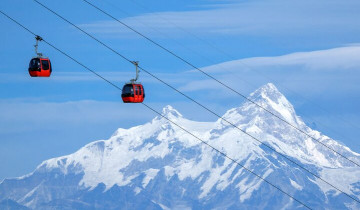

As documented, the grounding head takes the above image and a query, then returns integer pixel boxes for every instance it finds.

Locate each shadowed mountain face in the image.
[1,83,360,210]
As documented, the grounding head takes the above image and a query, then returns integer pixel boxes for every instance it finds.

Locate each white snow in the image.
[19,181,43,203]
[237,168,274,202]
[142,169,160,188]
[289,179,303,190]
[134,187,142,195]
[304,138,331,167]
[317,167,360,195]
[20,84,360,205]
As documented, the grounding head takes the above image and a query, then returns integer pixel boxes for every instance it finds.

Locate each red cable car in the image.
[28,36,52,77]
[121,61,145,103]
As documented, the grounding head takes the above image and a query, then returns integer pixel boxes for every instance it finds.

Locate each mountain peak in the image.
[152,105,183,123]
[248,83,290,107]
[243,83,302,125]
[249,83,282,100]
[262,82,278,91]
[161,105,183,119]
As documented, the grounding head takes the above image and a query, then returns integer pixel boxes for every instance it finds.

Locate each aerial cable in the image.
[0,10,312,209]
[26,1,360,204]
[125,0,360,138]
[78,0,360,168]
[15,2,360,204]
[32,0,360,170]
[88,0,360,148]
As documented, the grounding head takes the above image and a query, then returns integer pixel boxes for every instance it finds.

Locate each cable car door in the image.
[134,85,140,102]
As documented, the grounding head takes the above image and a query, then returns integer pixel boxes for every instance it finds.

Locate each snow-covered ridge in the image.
[2,83,360,209]
[36,104,215,190]
[36,83,360,188]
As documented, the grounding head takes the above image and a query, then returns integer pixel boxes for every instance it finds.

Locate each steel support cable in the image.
[124,0,360,145]
[78,0,360,168]
[100,0,257,88]
[126,0,236,63]
[64,0,358,154]
[99,0,258,97]
[101,0,359,147]
[0,10,312,209]
[28,1,360,204]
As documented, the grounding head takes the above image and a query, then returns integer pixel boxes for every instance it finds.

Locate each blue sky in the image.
[0,0,360,180]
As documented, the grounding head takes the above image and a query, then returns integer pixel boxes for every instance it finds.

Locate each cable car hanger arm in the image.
[130,61,139,83]
[34,35,43,57]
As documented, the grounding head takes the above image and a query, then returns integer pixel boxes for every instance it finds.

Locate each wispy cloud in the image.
[79,0,360,37]
[203,45,360,72]
[178,45,360,95]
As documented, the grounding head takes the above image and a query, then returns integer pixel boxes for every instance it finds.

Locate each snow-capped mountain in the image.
[1,83,360,209]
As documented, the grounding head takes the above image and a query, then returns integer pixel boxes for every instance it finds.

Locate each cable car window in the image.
[29,58,40,71]
[41,60,50,70]
[139,86,142,95]
[122,84,134,97]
